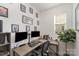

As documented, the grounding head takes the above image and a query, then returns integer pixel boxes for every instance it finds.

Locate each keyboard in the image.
[30,41,40,47]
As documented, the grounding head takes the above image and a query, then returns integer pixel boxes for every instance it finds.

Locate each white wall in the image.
[55,14,66,24]
[0,3,39,48]
[39,3,73,39]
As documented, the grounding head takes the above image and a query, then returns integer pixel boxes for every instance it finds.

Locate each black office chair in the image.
[32,45,43,56]
[43,35,49,40]
[31,41,49,56]
[41,41,50,56]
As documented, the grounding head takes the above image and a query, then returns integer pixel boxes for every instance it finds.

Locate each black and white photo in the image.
[11,24,19,32]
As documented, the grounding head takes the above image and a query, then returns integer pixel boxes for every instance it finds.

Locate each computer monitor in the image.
[31,31,40,37]
[15,32,27,42]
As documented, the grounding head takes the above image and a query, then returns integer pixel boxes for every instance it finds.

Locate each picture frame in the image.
[34,26,37,31]
[37,20,39,25]
[11,24,19,32]
[75,4,79,31]
[36,13,38,18]
[0,6,8,18]
[26,25,30,32]
[22,15,33,25]
[20,4,26,13]
[29,7,33,14]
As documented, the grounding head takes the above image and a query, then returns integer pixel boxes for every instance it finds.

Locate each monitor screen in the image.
[15,32,27,42]
[31,31,40,37]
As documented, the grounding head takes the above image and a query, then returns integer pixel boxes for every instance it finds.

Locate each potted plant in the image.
[57,29,76,56]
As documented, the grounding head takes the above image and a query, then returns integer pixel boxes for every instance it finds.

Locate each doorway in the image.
[54,13,67,39]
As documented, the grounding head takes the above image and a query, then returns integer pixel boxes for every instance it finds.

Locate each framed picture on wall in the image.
[75,4,79,31]
[0,6,8,18]
[22,15,33,25]
[29,7,33,14]
[37,20,39,25]
[36,13,38,18]
[20,4,26,13]
[11,24,19,32]
[34,26,37,31]
[26,25,30,32]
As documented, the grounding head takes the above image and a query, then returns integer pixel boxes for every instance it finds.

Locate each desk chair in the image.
[43,35,49,40]
[32,45,43,56]
[49,39,59,56]
[41,41,50,56]
[32,41,50,56]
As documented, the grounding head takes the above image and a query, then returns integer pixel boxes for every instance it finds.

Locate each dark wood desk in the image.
[13,39,47,56]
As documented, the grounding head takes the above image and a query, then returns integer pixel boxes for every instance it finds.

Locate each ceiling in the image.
[30,3,61,12]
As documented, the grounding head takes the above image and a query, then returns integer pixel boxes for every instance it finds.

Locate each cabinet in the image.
[0,33,11,56]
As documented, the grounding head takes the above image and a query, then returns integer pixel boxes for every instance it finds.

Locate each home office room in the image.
[0,0,79,57]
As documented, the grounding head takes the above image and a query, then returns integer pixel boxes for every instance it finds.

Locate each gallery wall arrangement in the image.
[20,4,39,33]
[0,4,39,33]
[20,3,39,33]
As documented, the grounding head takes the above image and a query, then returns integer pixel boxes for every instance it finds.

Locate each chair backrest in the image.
[42,41,49,53]
[43,35,49,40]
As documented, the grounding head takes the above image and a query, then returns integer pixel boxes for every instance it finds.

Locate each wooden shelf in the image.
[0,43,9,46]
[0,33,11,56]
[0,51,10,56]
[0,32,10,34]
[3,52,10,56]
